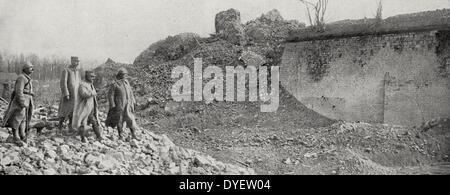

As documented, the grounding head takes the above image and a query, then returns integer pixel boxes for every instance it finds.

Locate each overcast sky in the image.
[0,0,448,64]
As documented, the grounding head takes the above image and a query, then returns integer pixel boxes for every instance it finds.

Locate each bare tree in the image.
[298,0,329,31]
[375,0,383,23]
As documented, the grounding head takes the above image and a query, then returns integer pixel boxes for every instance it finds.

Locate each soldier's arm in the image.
[78,84,94,99]
[14,76,26,107]
[60,69,70,98]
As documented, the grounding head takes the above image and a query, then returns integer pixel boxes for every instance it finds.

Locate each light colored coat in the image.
[58,67,81,118]
[2,73,34,132]
[72,81,100,130]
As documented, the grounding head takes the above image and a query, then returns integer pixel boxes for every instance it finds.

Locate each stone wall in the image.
[281,30,450,126]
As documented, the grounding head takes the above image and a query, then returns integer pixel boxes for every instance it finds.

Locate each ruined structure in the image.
[281,10,450,126]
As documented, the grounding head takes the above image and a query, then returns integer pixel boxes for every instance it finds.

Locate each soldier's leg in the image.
[58,117,65,134]
[88,114,102,141]
[125,115,140,141]
[11,127,20,143]
[19,120,27,142]
[68,113,76,133]
[6,112,21,145]
[58,116,64,129]
[117,115,125,141]
[79,125,87,143]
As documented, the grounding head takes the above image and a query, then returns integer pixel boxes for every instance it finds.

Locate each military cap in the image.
[85,70,96,77]
[71,56,79,62]
[117,68,129,76]
[22,61,34,70]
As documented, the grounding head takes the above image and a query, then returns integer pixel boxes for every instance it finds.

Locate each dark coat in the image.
[105,79,136,128]
[2,74,34,132]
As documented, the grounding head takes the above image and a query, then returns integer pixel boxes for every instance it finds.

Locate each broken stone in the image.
[304,152,318,158]
[139,167,152,175]
[42,168,58,175]
[97,155,118,170]
[46,150,58,159]
[194,155,212,167]
[58,145,72,161]
[168,165,180,175]
[1,151,21,166]
[30,151,45,161]
[239,50,267,68]
[215,9,247,45]
[130,139,140,148]
[52,137,64,145]
[0,129,9,141]
[260,9,284,22]
[283,158,292,165]
[23,147,39,156]
[84,153,102,166]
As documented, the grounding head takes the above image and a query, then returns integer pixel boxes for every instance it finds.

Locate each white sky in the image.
[0,0,449,64]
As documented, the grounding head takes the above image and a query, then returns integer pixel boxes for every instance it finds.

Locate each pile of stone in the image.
[0,108,255,175]
[214,9,305,46]
[244,9,305,44]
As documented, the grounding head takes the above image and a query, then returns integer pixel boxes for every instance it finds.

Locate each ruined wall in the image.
[281,30,450,126]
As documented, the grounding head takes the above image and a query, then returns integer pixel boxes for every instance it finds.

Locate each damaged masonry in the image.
[0,2,449,176]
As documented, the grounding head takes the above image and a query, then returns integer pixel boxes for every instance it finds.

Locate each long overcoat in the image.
[72,81,100,130]
[2,73,34,133]
[105,79,136,128]
[58,67,81,118]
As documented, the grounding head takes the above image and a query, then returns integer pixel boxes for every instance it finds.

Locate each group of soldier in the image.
[2,56,140,146]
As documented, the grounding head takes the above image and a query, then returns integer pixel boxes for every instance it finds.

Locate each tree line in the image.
[0,52,85,81]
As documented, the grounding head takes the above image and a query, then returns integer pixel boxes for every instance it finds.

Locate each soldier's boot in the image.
[19,126,27,143]
[79,127,87,143]
[130,127,140,141]
[58,117,65,135]
[68,118,77,134]
[92,124,103,142]
[117,125,124,141]
[12,128,24,147]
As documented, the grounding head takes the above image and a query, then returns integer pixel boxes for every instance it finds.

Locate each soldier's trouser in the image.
[79,114,102,139]
[7,107,28,141]
[59,113,73,131]
[11,121,26,141]
[117,106,138,138]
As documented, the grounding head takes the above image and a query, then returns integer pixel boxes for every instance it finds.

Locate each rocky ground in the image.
[0,102,255,175]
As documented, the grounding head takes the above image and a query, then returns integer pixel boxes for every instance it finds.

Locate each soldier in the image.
[72,71,103,143]
[105,68,140,141]
[58,56,81,135]
[2,62,35,146]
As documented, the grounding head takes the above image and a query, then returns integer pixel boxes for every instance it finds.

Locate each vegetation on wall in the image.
[436,30,450,78]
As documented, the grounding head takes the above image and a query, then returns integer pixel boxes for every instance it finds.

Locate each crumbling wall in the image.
[281,30,450,126]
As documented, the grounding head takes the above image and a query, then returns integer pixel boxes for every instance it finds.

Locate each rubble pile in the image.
[245,9,305,44]
[129,9,311,116]
[0,104,255,175]
[59,9,449,175]
[215,9,248,46]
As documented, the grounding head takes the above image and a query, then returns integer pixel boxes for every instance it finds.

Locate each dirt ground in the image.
[135,88,450,175]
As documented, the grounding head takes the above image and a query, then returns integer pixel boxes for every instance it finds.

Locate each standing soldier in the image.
[2,62,35,146]
[72,71,103,143]
[58,56,81,135]
[105,68,140,141]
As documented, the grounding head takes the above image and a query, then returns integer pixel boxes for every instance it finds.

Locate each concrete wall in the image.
[281,30,450,126]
